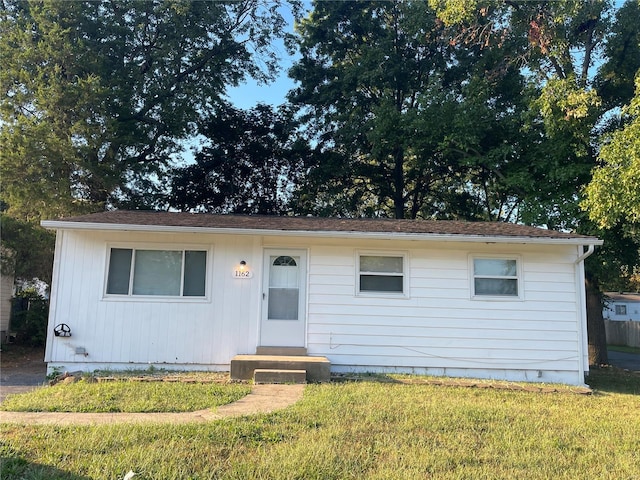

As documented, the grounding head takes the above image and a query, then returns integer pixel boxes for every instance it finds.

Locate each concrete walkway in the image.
[0,384,305,425]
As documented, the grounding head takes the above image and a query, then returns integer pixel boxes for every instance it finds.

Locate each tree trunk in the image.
[393,147,405,219]
[585,276,609,366]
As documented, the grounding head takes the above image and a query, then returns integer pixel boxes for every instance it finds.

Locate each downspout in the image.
[574,244,596,384]
[574,244,595,264]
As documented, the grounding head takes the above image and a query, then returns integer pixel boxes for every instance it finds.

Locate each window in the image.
[615,305,627,315]
[358,254,405,294]
[472,257,519,297]
[106,248,207,297]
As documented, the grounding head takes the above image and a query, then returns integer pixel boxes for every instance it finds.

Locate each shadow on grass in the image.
[1,456,92,480]
[587,366,640,395]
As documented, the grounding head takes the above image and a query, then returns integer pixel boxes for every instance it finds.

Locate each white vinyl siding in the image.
[45,229,585,385]
[306,244,582,384]
[45,231,257,368]
[106,247,207,298]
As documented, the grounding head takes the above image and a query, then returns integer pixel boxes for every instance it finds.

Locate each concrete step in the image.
[230,355,331,383]
[256,346,308,356]
[254,369,307,384]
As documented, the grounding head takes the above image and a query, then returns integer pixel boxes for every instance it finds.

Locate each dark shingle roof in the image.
[42,210,601,243]
[604,292,640,303]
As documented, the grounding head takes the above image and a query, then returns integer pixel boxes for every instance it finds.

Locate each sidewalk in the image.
[0,383,305,425]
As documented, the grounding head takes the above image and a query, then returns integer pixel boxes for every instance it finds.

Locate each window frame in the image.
[103,243,212,302]
[469,254,523,301]
[356,250,409,298]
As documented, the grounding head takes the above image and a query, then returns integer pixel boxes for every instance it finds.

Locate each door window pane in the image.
[273,255,297,266]
[106,248,132,294]
[268,288,299,320]
[268,256,299,320]
[270,257,299,288]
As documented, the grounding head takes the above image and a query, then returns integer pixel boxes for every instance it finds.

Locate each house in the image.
[603,292,640,321]
[1,246,15,343]
[0,272,13,343]
[41,211,602,385]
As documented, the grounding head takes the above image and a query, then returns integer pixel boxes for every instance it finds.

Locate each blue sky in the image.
[224,3,306,109]
[225,58,299,109]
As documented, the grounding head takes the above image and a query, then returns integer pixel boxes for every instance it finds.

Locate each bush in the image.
[10,289,48,346]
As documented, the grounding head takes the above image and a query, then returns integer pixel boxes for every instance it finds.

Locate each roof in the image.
[41,211,602,245]
[605,292,640,303]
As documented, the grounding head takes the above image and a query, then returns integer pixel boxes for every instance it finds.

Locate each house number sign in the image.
[232,269,253,279]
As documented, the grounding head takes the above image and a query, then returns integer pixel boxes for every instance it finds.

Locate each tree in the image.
[0,0,300,222]
[0,214,55,285]
[289,0,537,221]
[583,73,640,228]
[594,0,640,110]
[169,104,311,214]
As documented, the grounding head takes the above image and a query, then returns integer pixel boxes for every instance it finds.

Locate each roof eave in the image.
[40,220,604,246]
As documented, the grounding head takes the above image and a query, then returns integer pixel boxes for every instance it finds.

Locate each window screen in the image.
[359,255,404,293]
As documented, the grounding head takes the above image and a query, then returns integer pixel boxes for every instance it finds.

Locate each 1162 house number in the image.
[233,270,253,279]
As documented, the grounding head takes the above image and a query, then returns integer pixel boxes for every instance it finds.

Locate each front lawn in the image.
[1,369,639,479]
[0,376,251,413]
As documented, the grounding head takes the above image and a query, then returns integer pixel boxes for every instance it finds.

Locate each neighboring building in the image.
[603,292,640,321]
[41,211,602,385]
[0,246,15,343]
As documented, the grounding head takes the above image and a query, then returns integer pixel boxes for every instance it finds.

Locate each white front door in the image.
[260,249,307,347]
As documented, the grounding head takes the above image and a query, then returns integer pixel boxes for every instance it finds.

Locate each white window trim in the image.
[103,242,213,302]
[355,250,409,298]
[469,254,524,301]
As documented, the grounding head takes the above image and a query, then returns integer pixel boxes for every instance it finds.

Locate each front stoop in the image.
[230,355,331,383]
[256,346,308,356]
[254,369,307,384]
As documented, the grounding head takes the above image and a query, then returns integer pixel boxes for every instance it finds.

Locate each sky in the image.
[224,56,299,109]
[223,3,306,109]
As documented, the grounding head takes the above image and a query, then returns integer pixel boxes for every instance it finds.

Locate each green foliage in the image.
[1,376,640,479]
[428,0,477,26]
[0,214,55,283]
[595,0,640,109]
[0,0,300,221]
[170,103,310,214]
[10,289,49,346]
[290,0,533,220]
[583,73,640,228]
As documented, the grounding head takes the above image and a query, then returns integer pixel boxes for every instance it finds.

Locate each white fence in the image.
[605,320,640,348]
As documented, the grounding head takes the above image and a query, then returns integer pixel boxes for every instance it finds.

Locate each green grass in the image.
[0,378,251,413]
[608,344,640,355]
[2,370,639,479]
